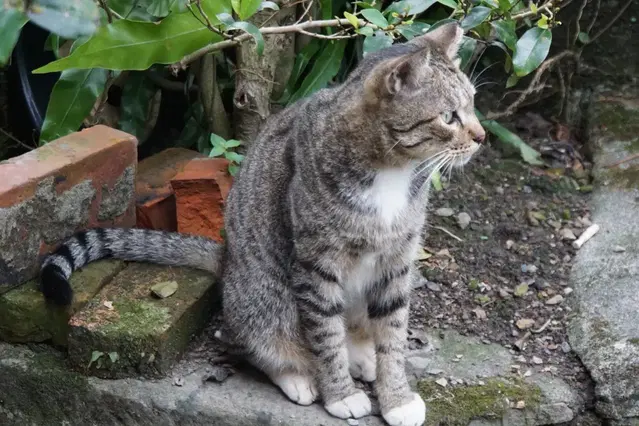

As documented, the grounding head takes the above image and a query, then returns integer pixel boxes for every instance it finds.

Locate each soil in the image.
[178,142,596,414]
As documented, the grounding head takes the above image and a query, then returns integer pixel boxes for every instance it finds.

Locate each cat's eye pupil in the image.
[442,111,455,124]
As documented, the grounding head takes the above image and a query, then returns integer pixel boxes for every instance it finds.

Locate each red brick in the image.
[135,148,204,232]
[170,158,233,243]
[0,125,137,293]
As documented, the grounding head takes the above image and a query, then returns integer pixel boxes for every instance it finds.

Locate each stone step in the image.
[67,263,219,379]
[0,260,125,346]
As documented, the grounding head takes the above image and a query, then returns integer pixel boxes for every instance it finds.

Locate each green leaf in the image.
[258,1,279,12]
[397,21,430,39]
[0,8,28,66]
[276,39,322,104]
[577,31,590,44]
[460,6,491,30]
[224,139,241,148]
[386,0,437,15]
[228,163,240,176]
[210,132,227,148]
[108,352,120,364]
[147,0,176,17]
[225,151,245,163]
[506,73,519,88]
[457,36,477,69]
[32,2,230,73]
[497,0,511,11]
[431,170,443,191]
[363,31,394,56]
[536,14,549,29]
[437,0,458,8]
[108,0,155,20]
[209,145,226,157]
[39,67,109,144]
[287,40,346,105]
[491,20,516,51]
[358,26,375,36]
[512,27,551,77]
[22,0,101,39]
[224,20,265,55]
[88,350,104,368]
[232,0,262,20]
[344,11,359,29]
[118,72,157,142]
[361,8,389,28]
[476,109,544,166]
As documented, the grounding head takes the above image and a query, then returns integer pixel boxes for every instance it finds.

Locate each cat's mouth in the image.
[449,142,481,167]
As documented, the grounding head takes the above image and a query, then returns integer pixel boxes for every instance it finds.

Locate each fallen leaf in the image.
[151,281,179,299]
[103,301,114,310]
[514,284,529,297]
[473,308,487,320]
[435,378,448,387]
[416,247,432,261]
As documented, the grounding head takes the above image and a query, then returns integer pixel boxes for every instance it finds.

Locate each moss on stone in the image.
[594,104,639,142]
[417,378,542,426]
[0,260,124,346]
[628,338,639,346]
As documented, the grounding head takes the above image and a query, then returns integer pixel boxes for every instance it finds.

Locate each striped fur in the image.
[40,23,484,426]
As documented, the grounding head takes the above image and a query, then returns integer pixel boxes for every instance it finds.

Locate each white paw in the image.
[347,336,377,382]
[325,390,372,419]
[383,393,426,426]
[270,372,318,406]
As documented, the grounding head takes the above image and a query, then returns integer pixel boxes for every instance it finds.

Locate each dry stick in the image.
[604,153,639,168]
[430,225,464,242]
[486,51,576,120]
[531,317,553,334]
[587,0,635,45]
[571,0,588,47]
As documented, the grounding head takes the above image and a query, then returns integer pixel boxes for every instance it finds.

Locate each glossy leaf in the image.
[363,31,394,56]
[457,36,477,69]
[147,0,176,17]
[224,151,244,163]
[32,2,230,73]
[476,109,544,166]
[39,67,109,144]
[0,8,28,66]
[512,27,551,77]
[437,0,458,8]
[276,39,322,104]
[118,71,157,141]
[491,20,516,51]
[344,11,359,29]
[287,40,347,105]
[361,8,388,28]
[108,0,155,21]
[385,0,437,15]
[224,20,265,55]
[397,21,430,39]
[258,1,279,11]
[24,0,100,39]
[460,6,491,30]
[506,74,519,88]
[231,0,262,20]
[577,31,590,44]
[497,0,511,11]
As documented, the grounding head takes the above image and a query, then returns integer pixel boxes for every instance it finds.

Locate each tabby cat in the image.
[40,22,485,426]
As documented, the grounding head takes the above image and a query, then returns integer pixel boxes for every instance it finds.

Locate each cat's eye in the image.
[441,111,456,124]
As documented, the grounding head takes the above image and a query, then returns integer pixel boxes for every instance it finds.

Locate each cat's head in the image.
[362,22,485,170]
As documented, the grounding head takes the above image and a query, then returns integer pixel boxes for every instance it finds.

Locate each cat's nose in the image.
[471,128,486,144]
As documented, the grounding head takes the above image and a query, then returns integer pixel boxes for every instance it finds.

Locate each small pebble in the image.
[435,378,448,387]
[426,281,442,292]
[347,419,360,426]
[516,318,535,330]
[515,400,526,409]
[563,287,573,295]
[457,212,471,229]
[532,356,543,365]
[561,342,572,353]
[613,245,626,253]
[435,207,455,217]
[506,240,515,250]
[560,228,577,240]
[546,295,564,305]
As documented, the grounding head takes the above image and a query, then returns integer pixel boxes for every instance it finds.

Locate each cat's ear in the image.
[410,22,463,61]
[384,52,431,95]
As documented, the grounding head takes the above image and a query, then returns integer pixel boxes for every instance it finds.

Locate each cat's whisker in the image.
[470,61,500,86]
[473,81,499,91]
[416,153,449,178]
[414,151,450,176]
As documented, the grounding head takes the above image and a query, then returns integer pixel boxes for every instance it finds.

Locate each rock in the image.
[457,212,471,229]
[170,158,233,243]
[435,377,448,387]
[561,342,572,354]
[515,400,526,409]
[67,263,219,379]
[347,419,360,426]
[426,281,442,292]
[563,287,574,295]
[136,148,205,232]
[532,356,543,365]
[473,308,487,320]
[435,207,454,217]
[546,295,564,305]
[560,228,577,240]
[613,245,626,253]
[516,319,535,330]
[506,240,515,250]
[0,260,125,346]
[150,281,179,299]
[0,125,137,293]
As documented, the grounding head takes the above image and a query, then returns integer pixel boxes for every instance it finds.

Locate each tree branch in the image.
[511,1,554,20]
[170,18,374,73]
[587,0,634,45]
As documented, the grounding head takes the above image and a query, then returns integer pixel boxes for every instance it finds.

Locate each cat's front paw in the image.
[382,392,426,426]
[324,390,372,419]
[270,372,318,406]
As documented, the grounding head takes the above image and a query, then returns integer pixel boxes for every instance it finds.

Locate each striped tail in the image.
[40,228,223,306]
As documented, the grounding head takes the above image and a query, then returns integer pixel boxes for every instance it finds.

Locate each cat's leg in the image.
[368,264,426,426]
[222,268,318,406]
[345,305,377,382]
[292,262,372,420]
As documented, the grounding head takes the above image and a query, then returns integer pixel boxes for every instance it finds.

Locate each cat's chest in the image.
[358,167,416,226]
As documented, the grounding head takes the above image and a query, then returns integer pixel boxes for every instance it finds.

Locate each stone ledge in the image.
[67,263,218,379]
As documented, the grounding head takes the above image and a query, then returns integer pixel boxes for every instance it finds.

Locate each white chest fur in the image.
[359,167,414,226]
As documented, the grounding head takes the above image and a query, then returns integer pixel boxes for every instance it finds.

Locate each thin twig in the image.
[571,0,588,47]
[297,28,357,39]
[295,0,314,25]
[531,316,553,334]
[486,51,576,120]
[98,0,113,23]
[430,225,464,242]
[511,1,553,20]
[587,0,634,45]
[0,127,35,151]
[604,153,639,168]
[585,0,601,34]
